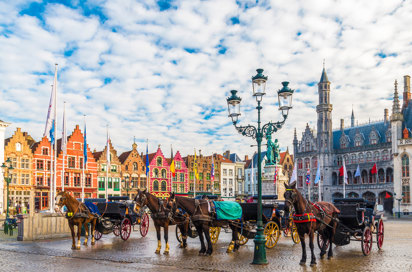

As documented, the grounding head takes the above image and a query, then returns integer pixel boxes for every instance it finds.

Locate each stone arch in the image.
[386,167,393,183]
[347,171,353,184]
[332,192,343,200]
[378,191,393,214]
[348,192,359,198]
[362,191,376,202]
[378,168,385,183]
[332,172,338,185]
[361,170,368,184]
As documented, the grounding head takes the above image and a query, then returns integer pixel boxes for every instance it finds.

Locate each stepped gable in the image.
[118,150,132,164]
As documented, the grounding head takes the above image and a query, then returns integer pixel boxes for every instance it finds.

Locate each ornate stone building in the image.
[279,149,294,179]
[118,142,147,199]
[4,128,34,210]
[93,139,121,199]
[185,152,219,195]
[293,66,394,213]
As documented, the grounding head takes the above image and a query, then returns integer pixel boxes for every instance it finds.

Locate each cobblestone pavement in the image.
[0,220,411,272]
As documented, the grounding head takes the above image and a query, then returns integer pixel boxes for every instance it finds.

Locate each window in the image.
[366,152,372,162]
[85,174,91,187]
[305,141,311,152]
[312,157,317,168]
[153,180,159,191]
[161,169,167,178]
[229,169,233,176]
[359,153,364,163]
[386,130,392,143]
[140,177,146,188]
[74,174,81,187]
[190,183,194,191]
[199,173,203,180]
[180,184,184,193]
[36,176,43,186]
[340,136,348,149]
[114,178,119,190]
[80,158,83,169]
[173,174,177,182]
[176,161,181,169]
[111,165,117,172]
[47,161,51,170]
[189,172,194,180]
[125,165,129,171]
[355,135,363,147]
[206,173,211,180]
[64,172,70,186]
[223,169,227,176]
[131,177,138,188]
[382,150,389,160]
[157,157,162,166]
[369,132,378,145]
[68,157,75,168]
[402,155,409,177]
[402,181,410,203]
[42,148,48,155]
[133,162,138,171]
[153,168,159,178]
[207,184,211,192]
[172,183,177,192]
[108,178,112,189]
[223,178,227,185]
[180,173,185,182]
[298,176,303,187]
[351,154,357,164]
[305,158,310,169]
[16,142,21,152]
[37,160,44,170]
[298,159,303,169]
[374,151,380,162]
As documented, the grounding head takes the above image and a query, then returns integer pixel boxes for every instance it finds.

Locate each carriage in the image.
[317,198,384,256]
[92,196,150,241]
[237,197,299,248]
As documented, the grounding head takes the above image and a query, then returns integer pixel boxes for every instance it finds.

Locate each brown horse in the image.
[55,191,97,249]
[168,193,240,256]
[284,182,339,266]
[134,189,190,255]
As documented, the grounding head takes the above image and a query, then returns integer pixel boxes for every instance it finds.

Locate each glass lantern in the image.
[252,69,268,101]
[227,90,242,123]
[278,81,294,116]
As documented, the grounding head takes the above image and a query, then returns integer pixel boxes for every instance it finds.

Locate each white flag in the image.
[290,161,297,184]
[44,65,58,138]
[62,103,67,156]
[343,158,348,184]
[106,128,111,168]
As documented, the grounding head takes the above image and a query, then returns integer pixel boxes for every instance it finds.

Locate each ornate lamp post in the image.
[1,158,14,234]
[394,192,403,218]
[227,69,294,264]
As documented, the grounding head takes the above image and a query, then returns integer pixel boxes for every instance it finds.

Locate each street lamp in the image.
[1,158,14,234]
[227,68,294,265]
[394,192,403,219]
[122,176,130,198]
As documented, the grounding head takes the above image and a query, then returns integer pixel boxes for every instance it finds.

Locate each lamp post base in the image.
[251,232,268,265]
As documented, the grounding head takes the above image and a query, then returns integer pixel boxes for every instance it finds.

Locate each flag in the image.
[274,165,278,184]
[44,66,57,139]
[106,128,110,169]
[385,192,391,199]
[49,121,55,145]
[354,164,361,177]
[314,165,321,184]
[194,149,199,180]
[170,145,175,177]
[371,163,377,175]
[61,103,67,156]
[290,161,297,184]
[145,141,149,176]
[306,169,311,185]
[211,155,215,182]
[83,121,87,165]
[339,159,348,184]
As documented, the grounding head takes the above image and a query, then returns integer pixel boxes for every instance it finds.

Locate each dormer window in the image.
[386,130,392,143]
[340,135,349,149]
[369,131,379,145]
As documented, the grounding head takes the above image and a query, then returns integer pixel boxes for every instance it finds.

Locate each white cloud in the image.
[0,0,412,159]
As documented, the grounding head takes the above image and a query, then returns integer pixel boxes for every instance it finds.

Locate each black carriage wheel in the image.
[377,219,384,250]
[176,225,182,243]
[120,218,131,241]
[113,224,120,236]
[317,232,330,250]
[139,213,149,237]
[361,226,373,256]
[94,230,102,241]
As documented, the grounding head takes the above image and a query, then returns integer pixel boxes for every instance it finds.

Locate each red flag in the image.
[385,192,391,199]
[371,163,377,175]
[339,166,344,176]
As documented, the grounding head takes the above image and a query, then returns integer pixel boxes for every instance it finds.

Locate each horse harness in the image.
[191,199,214,222]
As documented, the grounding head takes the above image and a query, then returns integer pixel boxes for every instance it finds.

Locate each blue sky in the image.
[0,0,411,157]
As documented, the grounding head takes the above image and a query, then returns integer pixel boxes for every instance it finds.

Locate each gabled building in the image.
[4,128,34,210]
[218,154,236,199]
[119,142,147,199]
[31,136,52,210]
[169,151,188,196]
[145,146,171,199]
[225,151,246,197]
[93,139,121,199]
[279,149,294,179]
[55,125,98,199]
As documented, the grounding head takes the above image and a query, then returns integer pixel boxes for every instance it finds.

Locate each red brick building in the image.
[31,136,52,210]
[55,125,98,199]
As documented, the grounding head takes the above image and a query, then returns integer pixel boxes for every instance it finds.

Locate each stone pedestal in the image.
[262,164,288,201]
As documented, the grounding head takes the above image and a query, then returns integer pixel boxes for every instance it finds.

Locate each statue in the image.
[265,125,280,165]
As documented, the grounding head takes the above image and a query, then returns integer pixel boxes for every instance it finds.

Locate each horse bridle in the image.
[135,192,148,210]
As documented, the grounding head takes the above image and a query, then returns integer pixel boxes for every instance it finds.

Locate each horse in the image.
[134,189,190,255]
[55,191,97,250]
[283,182,339,266]
[168,193,240,256]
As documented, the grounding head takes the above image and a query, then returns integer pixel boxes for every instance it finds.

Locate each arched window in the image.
[359,153,364,163]
[374,151,380,162]
[402,155,409,177]
[305,141,311,152]
[153,168,159,178]
[382,150,389,160]
[369,131,378,145]
[304,158,310,169]
[355,134,363,147]
[153,180,159,191]
[378,169,385,183]
[133,162,138,171]
[366,152,372,162]
[312,157,317,168]
[157,157,162,166]
[161,169,167,178]
[386,130,391,143]
[161,180,167,191]
[361,170,368,184]
[298,159,303,169]
[351,154,357,164]
[337,156,342,166]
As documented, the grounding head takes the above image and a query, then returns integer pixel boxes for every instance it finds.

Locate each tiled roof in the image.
[279,151,286,164]
[246,151,267,169]
[403,100,412,130]
[332,121,390,150]
[229,153,242,163]
[118,150,132,164]
[30,141,41,153]
[93,151,103,161]
[245,159,252,168]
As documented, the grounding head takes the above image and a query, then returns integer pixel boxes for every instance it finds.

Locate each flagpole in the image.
[82,115,85,202]
[62,102,66,192]
[49,135,53,212]
[194,148,196,198]
[106,125,109,201]
[53,64,58,211]
[343,159,346,198]
[318,159,321,201]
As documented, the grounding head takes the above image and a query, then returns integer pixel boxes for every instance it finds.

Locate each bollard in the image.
[17,214,24,241]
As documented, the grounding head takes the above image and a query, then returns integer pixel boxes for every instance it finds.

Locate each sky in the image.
[1,0,412,158]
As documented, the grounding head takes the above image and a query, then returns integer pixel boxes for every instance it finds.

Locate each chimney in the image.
[404,75,411,108]
[223,150,230,159]
[340,119,344,130]
[199,149,202,157]
[245,155,249,161]
[384,108,389,124]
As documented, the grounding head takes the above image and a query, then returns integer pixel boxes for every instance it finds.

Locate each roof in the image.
[279,151,286,164]
[246,151,267,169]
[30,141,41,153]
[403,100,412,130]
[118,150,132,164]
[245,159,252,168]
[229,153,242,163]
[93,151,103,161]
[320,67,328,83]
[221,156,233,163]
[332,121,390,150]
[144,153,156,165]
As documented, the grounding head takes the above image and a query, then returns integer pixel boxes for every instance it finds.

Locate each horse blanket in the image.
[213,201,242,220]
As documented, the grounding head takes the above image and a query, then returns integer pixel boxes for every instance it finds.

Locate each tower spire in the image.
[393,80,401,114]
[320,61,329,83]
[351,106,355,127]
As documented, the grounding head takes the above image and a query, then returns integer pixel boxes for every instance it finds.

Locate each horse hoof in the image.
[72,246,76,250]
[299,261,306,265]
[76,246,81,250]
[83,242,88,246]
[310,262,317,267]
[328,256,333,260]
[155,250,160,254]
[91,242,95,246]
[163,251,169,255]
